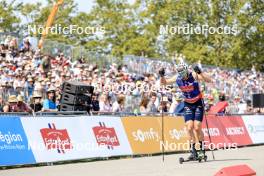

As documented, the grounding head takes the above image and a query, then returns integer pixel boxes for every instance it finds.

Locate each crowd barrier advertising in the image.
[0,117,36,166]
[0,115,263,166]
[121,116,162,154]
[202,115,253,148]
[242,115,264,144]
[121,116,189,154]
[21,116,132,163]
[163,116,189,151]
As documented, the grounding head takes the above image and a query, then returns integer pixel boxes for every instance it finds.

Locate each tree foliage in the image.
[1,0,264,70]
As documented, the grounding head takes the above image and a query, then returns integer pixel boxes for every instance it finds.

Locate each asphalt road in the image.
[1,146,264,176]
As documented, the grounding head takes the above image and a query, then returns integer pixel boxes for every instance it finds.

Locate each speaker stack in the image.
[60,81,94,112]
[252,93,264,108]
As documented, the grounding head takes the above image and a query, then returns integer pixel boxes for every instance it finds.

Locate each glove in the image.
[159,68,165,77]
[193,65,202,74]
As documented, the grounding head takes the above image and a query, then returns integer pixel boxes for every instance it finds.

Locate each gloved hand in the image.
[193,65,202,74]
[159,68,165,77]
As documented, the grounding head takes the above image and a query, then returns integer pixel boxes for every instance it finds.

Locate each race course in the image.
[1,145,264,176]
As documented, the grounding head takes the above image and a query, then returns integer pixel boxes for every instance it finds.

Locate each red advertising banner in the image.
[202,115,253,149]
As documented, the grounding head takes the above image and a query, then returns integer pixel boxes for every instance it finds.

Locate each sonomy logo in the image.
[132,128,159,142]
[169,127,188,140]
[248,124,264,134]
[40,123,72,154]
[92,122,120,150]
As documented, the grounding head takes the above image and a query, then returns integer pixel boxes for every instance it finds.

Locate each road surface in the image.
[1,146,264,176]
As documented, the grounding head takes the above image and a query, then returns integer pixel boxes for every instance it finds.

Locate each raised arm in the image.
[159,68,177,85]
[192,65,212,83]
[160,75,177,85]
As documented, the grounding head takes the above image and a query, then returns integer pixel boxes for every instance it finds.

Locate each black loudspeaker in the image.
[60,81,94,112]
[60,93,91,105]
[62,81,94,95]
[60,103,88,111]
[252,94,264,108]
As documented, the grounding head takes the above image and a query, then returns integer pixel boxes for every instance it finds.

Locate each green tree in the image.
[0,0,22,33]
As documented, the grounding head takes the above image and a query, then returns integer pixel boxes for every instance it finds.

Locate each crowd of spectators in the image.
[0,36,263,114]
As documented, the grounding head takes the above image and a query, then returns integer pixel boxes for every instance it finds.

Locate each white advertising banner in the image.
[81,116,132,157]
[242,115,264,144]
[21,116,132,163]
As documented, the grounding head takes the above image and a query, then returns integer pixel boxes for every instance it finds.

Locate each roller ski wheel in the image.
[178,154,197,164]
[179,157,184,164]
[197,151,207,162]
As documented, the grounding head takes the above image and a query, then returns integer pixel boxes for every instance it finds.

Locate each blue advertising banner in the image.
[0,117,36,166]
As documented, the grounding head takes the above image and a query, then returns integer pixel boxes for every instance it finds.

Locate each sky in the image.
[14,0,94,12]
[14,0,135,13]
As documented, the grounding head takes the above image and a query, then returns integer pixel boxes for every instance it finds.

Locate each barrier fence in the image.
[0,114,264,166]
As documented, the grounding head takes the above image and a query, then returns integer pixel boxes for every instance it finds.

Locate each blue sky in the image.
[14,0,94,12]
[15,0,135,12]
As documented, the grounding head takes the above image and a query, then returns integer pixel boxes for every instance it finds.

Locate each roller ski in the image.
[196,150,208,162]
[179,146,207,164]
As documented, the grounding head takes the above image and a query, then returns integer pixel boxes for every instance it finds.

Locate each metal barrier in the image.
[42,40,120,68]
[0,111,262,117]
[0,111,88,117]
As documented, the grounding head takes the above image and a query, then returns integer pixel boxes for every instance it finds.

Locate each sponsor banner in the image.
[242,115,264,144]
[21,117,95,163]
[122,116,162,154]
[83,116,132,157]
[21,116,132,163]
[122,116,189,154]
[162,116,189,151]
[0,117,36,166]
[202,115,252,148]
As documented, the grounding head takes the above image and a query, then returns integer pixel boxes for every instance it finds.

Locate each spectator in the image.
[41,55,51,74]
[3,95,19,112]
[43,87,57,112]
[139,96,149,114]
[99,94,112,112]
[112,95,125,113]
[0,96,3,112]
[158,96,169,113]
[91,93,100,111]
[30,92,43,112]
[25,77,35,101]
[147,92,158,113]
[16,95,32,113]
